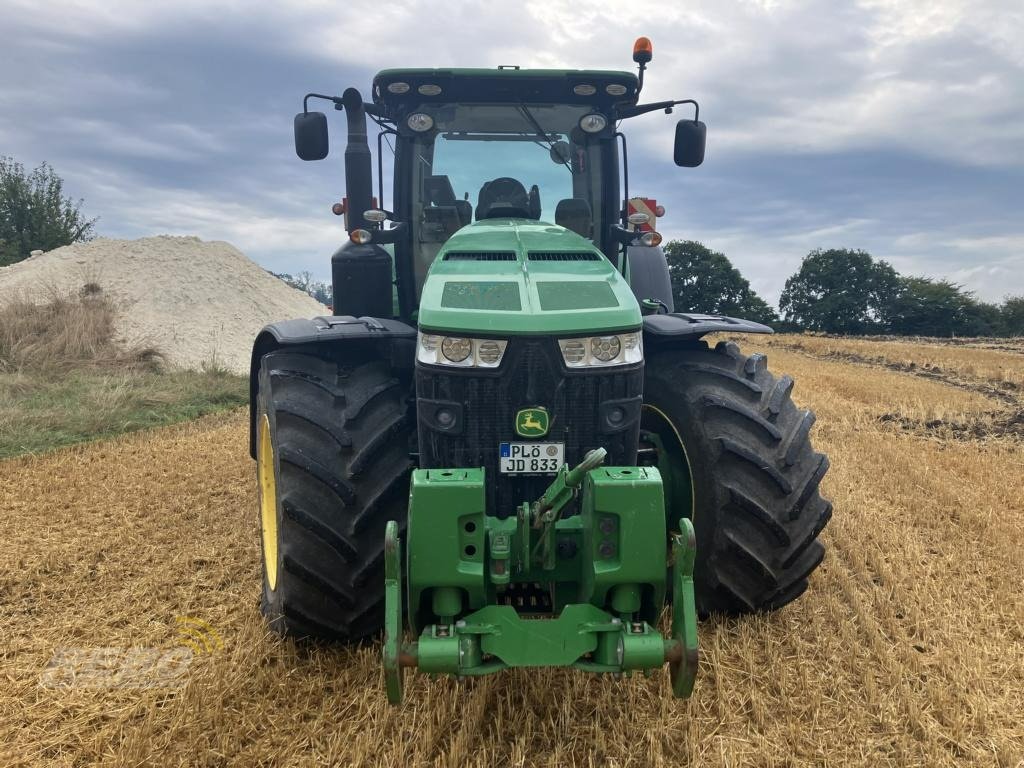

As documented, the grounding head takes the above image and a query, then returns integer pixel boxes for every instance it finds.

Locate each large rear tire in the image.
[256,349,414,641]
[643,340,832,614]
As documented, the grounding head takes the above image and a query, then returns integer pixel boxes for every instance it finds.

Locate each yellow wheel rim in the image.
[257,413,279,591]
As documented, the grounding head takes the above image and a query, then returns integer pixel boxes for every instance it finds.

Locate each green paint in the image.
[536,280,617,311]
[416,219,642,336]
[441,281,521,311]
[405,468,487,632]
[670,520,699,697]
[474,604,604,667]
[391,459,699,697]
[382,521,403,704]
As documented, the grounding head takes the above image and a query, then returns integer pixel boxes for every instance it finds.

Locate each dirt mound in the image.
[0,236,327,374]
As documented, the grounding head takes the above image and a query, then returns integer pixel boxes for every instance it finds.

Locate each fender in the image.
[625,247,774,343]
[248,315,416,457]
[642,312,774,344]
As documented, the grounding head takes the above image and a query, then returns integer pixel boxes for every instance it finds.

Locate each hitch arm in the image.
[527,448,607,570]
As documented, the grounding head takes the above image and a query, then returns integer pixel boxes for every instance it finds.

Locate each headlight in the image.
[578,113,607,133]
[417,333,508,368]
[558,332,642,368]
[407,113,434,132]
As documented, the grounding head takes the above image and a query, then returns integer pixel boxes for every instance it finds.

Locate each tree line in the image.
[664,241,1024,337]
[270,271,333,306]
[3,157,1019,337]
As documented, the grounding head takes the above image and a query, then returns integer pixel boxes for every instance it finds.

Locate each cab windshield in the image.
[406,103,606,290]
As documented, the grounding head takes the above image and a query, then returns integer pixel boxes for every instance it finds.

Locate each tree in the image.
[1001,296,1024,336]
[663,240,777,324]
[887,277,987,337]
[779,248,900,333]
[0,157,97,266]
[271,271,333,306]
[960,299,1004,337]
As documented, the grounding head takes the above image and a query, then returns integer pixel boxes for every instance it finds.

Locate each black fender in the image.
[626,245,675,312]
[642,312,774,346]
[248,315,416,457]
[626,246,774,343]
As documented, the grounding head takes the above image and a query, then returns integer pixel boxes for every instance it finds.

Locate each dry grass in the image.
[0,287,161,373]
[2,340,1023,766]
[0,287,247,457]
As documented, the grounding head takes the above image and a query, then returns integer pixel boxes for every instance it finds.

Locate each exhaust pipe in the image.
[341,87,373,232]
[331,87,393,319]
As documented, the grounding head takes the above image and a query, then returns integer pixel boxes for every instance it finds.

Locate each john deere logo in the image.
[515,407,549,438]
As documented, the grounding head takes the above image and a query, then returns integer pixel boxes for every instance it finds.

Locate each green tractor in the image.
[250,38,831,702]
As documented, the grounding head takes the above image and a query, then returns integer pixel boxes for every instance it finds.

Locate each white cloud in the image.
[2,0,1022,305]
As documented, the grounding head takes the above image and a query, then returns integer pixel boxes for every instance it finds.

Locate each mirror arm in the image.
[609,224,640,247]
[619,99,699,121]
[303,93,345,113]
[371,221,407,245]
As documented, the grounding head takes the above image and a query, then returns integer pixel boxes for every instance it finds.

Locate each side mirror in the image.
[674,120,706,167]
[549,141,571,166]
[294,111,329,161]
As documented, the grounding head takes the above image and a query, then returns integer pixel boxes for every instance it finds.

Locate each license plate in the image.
[499,442,564,474]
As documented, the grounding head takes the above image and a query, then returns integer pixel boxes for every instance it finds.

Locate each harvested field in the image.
[2,338,1024,766]
[760,334,1024,392]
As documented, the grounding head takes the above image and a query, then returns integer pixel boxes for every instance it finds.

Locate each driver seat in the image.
[476,177,531,220]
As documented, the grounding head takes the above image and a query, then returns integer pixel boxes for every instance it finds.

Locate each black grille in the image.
[416,338,642,517]
[527,251,601,261]
[443,251,518,261]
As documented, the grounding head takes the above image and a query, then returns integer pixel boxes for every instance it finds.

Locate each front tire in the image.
[256,349,414,641]
[643,340,832,614]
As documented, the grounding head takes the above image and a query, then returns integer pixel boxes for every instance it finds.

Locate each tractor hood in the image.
[417,219,642,335]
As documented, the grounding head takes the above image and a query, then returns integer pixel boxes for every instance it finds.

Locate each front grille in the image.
[416,338,643,517]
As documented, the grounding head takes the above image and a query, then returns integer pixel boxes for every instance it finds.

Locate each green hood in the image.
[417,220,641,336]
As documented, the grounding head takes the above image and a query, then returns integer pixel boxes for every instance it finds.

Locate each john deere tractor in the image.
[250,39,832,702]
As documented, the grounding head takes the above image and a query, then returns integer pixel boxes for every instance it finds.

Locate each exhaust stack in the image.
[341,88,373,233]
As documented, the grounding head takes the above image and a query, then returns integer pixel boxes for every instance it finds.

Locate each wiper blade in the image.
[518,105,573,174]
[518,105,558,143]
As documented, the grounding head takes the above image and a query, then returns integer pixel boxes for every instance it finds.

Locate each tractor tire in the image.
[643,339,832,615]
[256,349,414,641]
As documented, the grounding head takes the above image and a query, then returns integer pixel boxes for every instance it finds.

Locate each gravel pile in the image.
[0,236,327,374]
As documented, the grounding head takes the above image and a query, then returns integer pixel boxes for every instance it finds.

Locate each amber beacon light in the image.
[633,36,653,64]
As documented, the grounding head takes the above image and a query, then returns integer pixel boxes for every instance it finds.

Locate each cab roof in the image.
[371,68,640,118]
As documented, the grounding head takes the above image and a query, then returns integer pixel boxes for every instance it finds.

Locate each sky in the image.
[2,0,1022,307]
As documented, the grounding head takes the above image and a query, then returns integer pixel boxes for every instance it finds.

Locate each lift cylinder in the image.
[330,241,394,318]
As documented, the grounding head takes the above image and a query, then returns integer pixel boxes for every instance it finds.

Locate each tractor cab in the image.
[293,44,707,321]
[370,68,641,293]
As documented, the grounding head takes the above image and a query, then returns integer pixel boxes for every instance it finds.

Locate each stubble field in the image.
[2,334,1023,767]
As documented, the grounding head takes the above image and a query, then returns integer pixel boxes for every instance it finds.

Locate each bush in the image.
[0,288,161,373]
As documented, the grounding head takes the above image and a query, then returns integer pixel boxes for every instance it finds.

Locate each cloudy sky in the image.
[2,0,1022,306]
